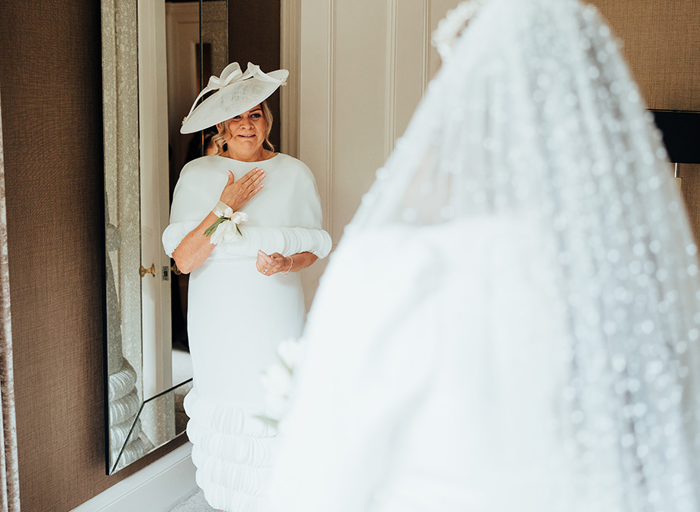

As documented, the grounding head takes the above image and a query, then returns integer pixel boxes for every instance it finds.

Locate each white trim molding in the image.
[384,0,399,160]
[280,0,301,158]
[423,0,432,91]
[298,0,336,240]
[71,443,197,512]
[325,0,336,241]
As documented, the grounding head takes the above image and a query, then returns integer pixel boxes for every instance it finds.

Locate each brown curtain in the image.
[0,89,20,511]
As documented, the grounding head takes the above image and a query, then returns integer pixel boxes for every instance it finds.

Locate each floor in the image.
[168,489,217,512]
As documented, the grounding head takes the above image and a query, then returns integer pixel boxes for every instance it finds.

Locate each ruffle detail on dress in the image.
[110,414,142,448]
[108,359,137,401]
[192,446,274,493]
[184,390,278,437]
[162,220,201,257]
[188,417,277,466]
[184,389,279,512]
[198,478,269,512]
[116,436,148,469]
[163,221,332,260]
[109,388,140,425]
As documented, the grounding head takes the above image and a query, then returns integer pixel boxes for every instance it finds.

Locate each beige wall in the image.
[589,0,700,242]
[590,0,700,111]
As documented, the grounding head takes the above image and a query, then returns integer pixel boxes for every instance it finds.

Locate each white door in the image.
[139,0,173,399]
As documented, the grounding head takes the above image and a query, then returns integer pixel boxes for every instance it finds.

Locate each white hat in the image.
[180,62,288,134]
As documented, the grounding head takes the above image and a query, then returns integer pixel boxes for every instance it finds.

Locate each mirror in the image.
[101,0,228,474]
[167,0,228,362]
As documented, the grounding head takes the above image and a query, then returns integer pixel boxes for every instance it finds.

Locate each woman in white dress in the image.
[162,62,331,512]
[270,0,700,511]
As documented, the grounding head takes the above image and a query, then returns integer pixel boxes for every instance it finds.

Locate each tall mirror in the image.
[101,0,228,474]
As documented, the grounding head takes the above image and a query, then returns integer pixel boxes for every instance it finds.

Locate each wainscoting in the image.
[294,0,460,306]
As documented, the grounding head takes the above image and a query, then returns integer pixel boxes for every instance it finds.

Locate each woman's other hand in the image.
[257,251,289,276]
[220,168,265,211]
[256,250,319,276]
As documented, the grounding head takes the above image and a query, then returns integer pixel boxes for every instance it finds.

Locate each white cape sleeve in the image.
[161,159,222,258]
[162,156,332,259]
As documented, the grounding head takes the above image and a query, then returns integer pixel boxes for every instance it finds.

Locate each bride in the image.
[269,0,700,510]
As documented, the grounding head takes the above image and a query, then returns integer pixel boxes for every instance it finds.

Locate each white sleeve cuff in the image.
[162,220,200,257]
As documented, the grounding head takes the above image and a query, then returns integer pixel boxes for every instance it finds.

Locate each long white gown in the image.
[269,0,700,510]
[163,154,331,512]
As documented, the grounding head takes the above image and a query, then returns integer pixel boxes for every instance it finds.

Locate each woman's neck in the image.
[224,146,273,163]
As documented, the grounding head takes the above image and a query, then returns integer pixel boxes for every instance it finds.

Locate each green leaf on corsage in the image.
[204,216,228,237]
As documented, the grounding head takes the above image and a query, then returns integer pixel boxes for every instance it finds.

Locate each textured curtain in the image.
[0,89,20,511]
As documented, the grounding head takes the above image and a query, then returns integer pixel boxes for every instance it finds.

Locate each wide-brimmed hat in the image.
[180,62,288,134]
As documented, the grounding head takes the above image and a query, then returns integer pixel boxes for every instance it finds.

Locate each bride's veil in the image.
[271,0,700,510]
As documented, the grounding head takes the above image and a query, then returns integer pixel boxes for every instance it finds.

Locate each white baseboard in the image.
[72,442,198,512]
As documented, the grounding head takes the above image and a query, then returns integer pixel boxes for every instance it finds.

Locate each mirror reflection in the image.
[167,0,228,369]
[103,0,229,474]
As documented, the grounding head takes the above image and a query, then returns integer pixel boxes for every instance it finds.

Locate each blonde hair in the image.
[212,101,275,155]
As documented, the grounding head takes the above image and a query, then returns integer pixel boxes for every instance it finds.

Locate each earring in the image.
[222,141,228,152]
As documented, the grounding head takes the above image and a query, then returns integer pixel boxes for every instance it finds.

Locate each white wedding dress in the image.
[270,0,700,510]
[163,154,331,512]
[275,216,568,511]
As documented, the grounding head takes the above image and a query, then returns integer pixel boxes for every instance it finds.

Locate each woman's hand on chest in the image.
[220,168,265,211]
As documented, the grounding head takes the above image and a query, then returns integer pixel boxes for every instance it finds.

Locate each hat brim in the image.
[180,69,289,134]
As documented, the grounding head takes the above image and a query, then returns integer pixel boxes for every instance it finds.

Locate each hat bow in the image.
[182,62,287,125]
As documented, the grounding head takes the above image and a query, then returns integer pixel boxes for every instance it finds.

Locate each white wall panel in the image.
[298,0,333,234]
[389,0,431,155]
[295,0,461,304]
[333,0,388,238]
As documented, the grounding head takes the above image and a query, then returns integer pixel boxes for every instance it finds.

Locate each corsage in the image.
[204,201,249,245]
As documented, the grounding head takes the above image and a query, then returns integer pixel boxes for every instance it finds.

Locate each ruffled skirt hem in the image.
[184,389,279,512]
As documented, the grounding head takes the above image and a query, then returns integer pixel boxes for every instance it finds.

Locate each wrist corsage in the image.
[204,201,249,245]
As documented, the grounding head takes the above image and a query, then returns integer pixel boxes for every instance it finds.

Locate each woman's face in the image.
[225,104,268,154]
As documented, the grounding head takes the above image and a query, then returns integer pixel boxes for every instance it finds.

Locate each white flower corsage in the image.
[204,206,248,245]
[258,338,305,429]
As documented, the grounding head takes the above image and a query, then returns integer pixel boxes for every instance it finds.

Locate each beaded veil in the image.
[271,0,700,510]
